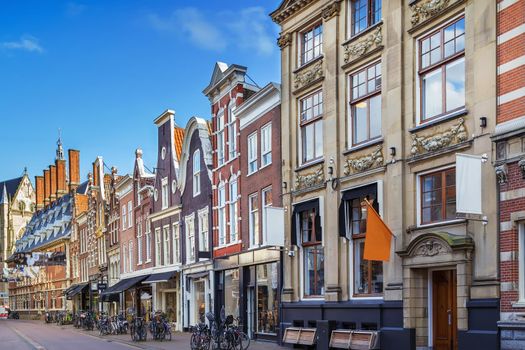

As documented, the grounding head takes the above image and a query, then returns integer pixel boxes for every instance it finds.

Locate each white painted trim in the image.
[498,24,525,44]
[498,55,525,75]
[519,223,525,303]
[498,0,520,12]
[498,86,525,105]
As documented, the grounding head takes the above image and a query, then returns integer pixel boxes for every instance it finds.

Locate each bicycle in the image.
[149,311,172,341]
[191,322,211,350]
[130,316,147,341]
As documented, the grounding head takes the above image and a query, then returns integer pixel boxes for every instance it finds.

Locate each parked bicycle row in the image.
[190,308,250,350]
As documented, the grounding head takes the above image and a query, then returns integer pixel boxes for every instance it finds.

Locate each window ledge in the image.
[342,21,383,47]
[259,162,272,171]
[294,54,324,74]
[295,158,324,172]
[513,301,525,308]
[408,219,467,233]
[410,109,468,133]
[343,138,384,155]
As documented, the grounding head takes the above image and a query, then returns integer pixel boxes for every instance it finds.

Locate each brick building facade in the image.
[493,0,525,348]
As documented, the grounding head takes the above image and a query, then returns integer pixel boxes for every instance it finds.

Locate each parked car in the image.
[0,306,8,319]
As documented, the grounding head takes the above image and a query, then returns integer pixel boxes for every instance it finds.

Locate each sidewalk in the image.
[63,323,286,350]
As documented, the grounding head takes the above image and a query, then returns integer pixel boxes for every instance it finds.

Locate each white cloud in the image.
[1,36,43,53]
[66,2,86,17]
[227,7,275,56]
[147,6,276,55]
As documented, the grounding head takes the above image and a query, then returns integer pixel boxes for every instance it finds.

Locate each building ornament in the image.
[410,0,450,25]
[271,0,316,25]
[295,166,324,191]
[294,60,324,90]
[277,32,292,49]
[410,118,467,156]
[344,26,382,63]
[322,1,341,20]
[414,239,449,257]
[344,145,384,176]
[518,158,525,179]
[494,164,508,184]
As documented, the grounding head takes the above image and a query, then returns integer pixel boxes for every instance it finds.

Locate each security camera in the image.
[288,250,295,257]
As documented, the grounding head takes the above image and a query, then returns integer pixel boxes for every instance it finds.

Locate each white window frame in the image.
[145,220,151,262]
[249,192,259,248]
[228,103,237,160]
[518,223,525,304]
[128,240,133,272]
[172,223,180,264]
[193,150,201,196]
[186,214,196,264]
[218,183,226,246]
[248,132,258,174]
[122,244,128,273]
[161,177,169,209]
[198,208,209,252]
[163,225,170,266]
[128,201,133,228]
[155,228,162,266]
[229,179,238,242]
[262,187,272,245]
[122,206,127,230]
[261,123,272,168]
[217,110,225,166]
[298,90,324,165]
[137,217,143,265]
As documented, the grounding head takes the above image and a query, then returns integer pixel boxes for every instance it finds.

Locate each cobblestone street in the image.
[0,319,285,350]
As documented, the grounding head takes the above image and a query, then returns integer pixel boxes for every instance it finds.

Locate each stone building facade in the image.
[0,172,34,305]
[493,0,525,348]
[271,0,498,349]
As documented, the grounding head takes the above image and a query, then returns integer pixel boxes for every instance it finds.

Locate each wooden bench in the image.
[283,327,317,346]
[329,330,379,349]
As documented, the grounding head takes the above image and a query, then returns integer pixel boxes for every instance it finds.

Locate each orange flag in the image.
[363,200,393,261]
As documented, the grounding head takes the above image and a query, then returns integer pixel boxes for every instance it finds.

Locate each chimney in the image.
[56,159,67,198]
[68,149,80,192]
[49,165,57,202]
[93,161,99,187]
[35,176,44,210]
[43,169,50,206]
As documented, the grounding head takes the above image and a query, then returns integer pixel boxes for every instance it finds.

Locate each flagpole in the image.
[363,197,396,238]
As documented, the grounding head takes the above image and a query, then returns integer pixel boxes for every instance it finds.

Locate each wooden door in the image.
[432,270,457,350]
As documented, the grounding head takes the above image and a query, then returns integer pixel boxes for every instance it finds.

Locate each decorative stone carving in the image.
[277,32,292,49]
[294,60,323,90]
[410,0,450,25]
[519,158,525,179]
[495,164,508,184]
[295,166,324,191]
[322,1,341,20]
[344,26,382,63]
[410,118,468,156]
[414,239,449,257]
[344,145,384,176]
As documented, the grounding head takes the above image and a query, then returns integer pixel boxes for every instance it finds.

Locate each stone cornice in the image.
[270,0,316,25]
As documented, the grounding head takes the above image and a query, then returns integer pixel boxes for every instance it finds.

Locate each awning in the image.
[66,283,88,297]
[101,275,148,296]
[142,271,177,284]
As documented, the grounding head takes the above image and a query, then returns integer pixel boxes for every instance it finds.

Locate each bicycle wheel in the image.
[238,332,250,350]
[140,327,148,341]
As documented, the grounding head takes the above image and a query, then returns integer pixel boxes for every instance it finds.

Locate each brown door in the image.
[432,270,457,350]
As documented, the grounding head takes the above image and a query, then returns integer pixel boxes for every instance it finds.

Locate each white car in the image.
[0,306,8,319]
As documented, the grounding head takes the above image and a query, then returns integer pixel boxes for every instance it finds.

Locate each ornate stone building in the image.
[0,172,34,305]
[271,0,498,349]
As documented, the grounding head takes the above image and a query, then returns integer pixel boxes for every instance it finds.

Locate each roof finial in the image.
[56,128,64,160]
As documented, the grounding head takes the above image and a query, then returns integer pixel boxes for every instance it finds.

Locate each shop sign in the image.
[97,283,107,291]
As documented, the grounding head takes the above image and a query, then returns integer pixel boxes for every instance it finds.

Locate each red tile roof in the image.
[174,127,185,161]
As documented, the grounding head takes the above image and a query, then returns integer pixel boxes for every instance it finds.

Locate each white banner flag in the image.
[456,153,483,215]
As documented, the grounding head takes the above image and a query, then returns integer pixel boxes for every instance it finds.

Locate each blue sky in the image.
[0,0,282,183]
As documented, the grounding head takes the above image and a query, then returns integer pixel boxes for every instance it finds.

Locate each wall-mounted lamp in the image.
[282,181,287,190]
[389,147,396,157]
[480,117,487,128]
